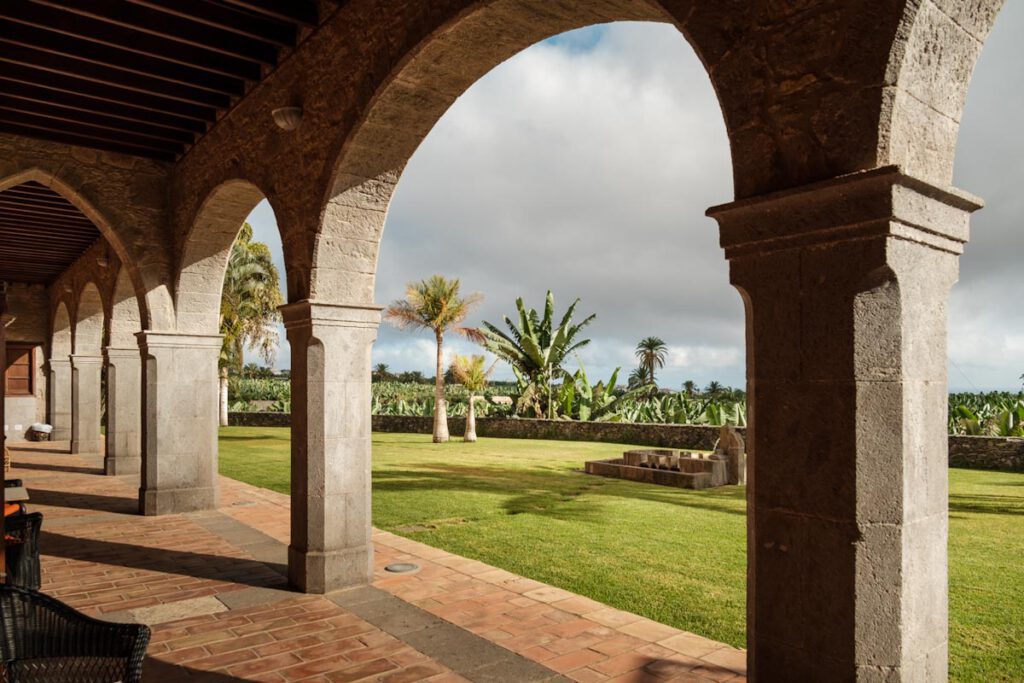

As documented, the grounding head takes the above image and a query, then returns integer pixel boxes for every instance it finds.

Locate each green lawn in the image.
[219,427,1024,681]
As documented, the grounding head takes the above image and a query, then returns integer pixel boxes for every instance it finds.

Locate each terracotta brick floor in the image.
[6,442,746,682]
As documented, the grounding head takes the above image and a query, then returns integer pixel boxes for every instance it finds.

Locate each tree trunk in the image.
[465,393,477,442]
[432,331,449,443]
[219,367,229,427]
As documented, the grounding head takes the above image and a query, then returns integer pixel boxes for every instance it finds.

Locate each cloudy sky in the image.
[248,6,1024,392]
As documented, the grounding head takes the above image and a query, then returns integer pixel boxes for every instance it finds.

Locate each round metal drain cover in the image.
[384,563,420,574]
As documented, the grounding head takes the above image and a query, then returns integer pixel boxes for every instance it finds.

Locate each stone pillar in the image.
[104,347,142,475]
[282,301,380,594]
[48,358,72,441]
[138,332,221,515]
[708,167,981,681]
[70,354,103,455]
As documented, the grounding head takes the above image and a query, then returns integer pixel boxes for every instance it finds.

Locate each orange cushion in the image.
[3,503,21,517]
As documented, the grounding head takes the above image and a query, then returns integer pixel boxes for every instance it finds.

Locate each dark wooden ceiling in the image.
[0,181,101,284]
[0,0,324,161]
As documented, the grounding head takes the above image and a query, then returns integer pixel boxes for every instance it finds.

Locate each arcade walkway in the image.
[7,443,746,683]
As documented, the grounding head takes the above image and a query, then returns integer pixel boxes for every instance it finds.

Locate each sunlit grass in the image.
[219,427,1024,681]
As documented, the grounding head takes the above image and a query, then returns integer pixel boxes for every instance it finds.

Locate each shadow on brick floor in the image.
[41,531,286,589]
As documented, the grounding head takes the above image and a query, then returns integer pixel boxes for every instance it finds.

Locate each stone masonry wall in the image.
[948,435,1024,471]
[229,413,1024,472]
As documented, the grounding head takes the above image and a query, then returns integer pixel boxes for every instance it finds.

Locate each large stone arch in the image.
[310,0,982,303]
[311,3,689,303]
[174,179,271,335]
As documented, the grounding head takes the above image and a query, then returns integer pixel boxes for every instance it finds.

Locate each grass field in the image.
[219,427,1024,681]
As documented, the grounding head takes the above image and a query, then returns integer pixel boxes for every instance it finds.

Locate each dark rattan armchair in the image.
[4,512,41,590]
[0,585,150,683]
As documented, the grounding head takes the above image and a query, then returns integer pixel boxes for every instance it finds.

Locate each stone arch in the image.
[0,167,173,332]
[175,179,271,334]
[109,266,143,349]
[74,282,105,355]
[312,4,699,303]
[880,0,1006,187]
[51,301,72,358]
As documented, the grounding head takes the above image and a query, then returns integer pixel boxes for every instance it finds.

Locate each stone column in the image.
[70,354,103,454]
[104,347,142,475]
[138,332,221,515]
[48,358,72,441]
[282,301,380,594]
[707,167,981,681]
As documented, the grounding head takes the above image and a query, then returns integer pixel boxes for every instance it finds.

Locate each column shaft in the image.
[707,167,982,681]
[138,332,221,515]
[48,358,72,441]
[283,301,380,594]
[105,347,142,475]
[70,354,103,455]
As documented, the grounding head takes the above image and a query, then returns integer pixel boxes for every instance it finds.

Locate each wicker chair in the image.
[4,512,42,590]
[0,585,150,683]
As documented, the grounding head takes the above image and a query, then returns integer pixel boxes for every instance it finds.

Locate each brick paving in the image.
[7,442,746,682]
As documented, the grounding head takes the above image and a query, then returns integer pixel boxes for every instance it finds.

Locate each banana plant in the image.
[480,291,595,419]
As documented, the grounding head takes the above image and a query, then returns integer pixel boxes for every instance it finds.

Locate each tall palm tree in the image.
[682,380,697,397]
[479,291,594,419]
[385,275,482,442]
[219,223,282,426]
[635,337,668,387]
[450,354,494,442]
[220,222,283,373]
[705,380,723,397]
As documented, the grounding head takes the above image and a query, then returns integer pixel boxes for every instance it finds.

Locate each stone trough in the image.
[584,426,746,490]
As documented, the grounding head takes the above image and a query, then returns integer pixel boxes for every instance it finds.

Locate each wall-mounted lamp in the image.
[272,106,303,131]
[96,256,109,268]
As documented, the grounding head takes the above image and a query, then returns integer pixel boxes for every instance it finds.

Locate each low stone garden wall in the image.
[227,413,1024,472]
[948,435,1024,471]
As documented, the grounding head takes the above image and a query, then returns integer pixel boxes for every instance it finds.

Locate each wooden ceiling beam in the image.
[127,0,297,46]
[220,0,319,27]
[0,65,215,122]
[0,21,245,97]
[0,46,232,109]
[0,101,197,145]
[34,0,280,65]
[0,81,208,134]
[8,3,262,80]
[0,211,98,231]
[0,197,92,218]
[0,114,183,156]
[0,122,178,162]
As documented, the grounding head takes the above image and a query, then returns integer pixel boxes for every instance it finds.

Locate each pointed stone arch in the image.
[0,167,173,332]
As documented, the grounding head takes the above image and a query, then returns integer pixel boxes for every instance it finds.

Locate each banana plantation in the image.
[227,377,1023,435]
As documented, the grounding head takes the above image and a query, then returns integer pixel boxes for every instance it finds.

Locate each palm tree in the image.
[219,223,282,425]
[635,337,668,387]
[385,275,482,443]
[220,222,283,372]
[705,380,723,397]
[682,380,697,397]
[373,363,391,382]
[450,355,494,442]
[627,366,648,390]
[479,291,594,419]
